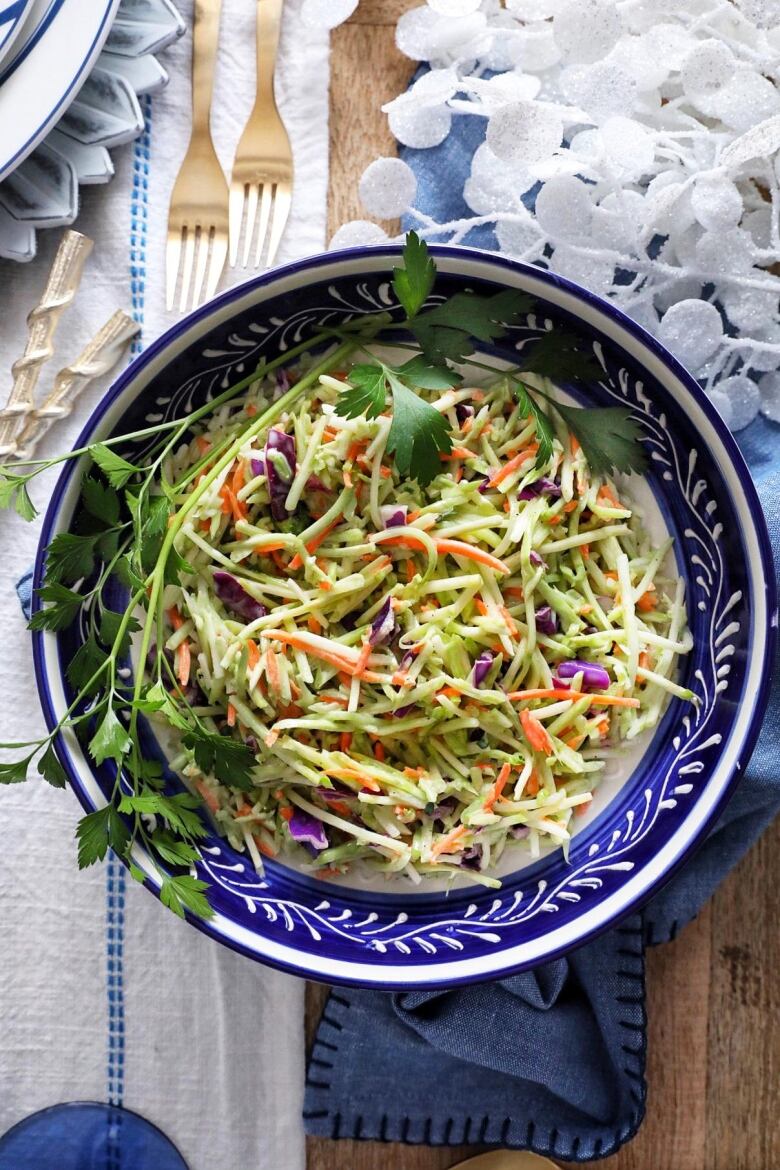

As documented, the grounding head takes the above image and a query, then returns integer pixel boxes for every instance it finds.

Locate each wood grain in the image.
[307,4,778,1168]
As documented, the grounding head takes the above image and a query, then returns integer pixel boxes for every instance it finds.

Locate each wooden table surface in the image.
[307,5,780,1168]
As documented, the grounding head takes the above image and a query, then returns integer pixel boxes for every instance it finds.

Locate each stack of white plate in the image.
[0,0,184,262]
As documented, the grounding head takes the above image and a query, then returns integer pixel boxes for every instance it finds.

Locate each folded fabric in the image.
[304,117,780,1161]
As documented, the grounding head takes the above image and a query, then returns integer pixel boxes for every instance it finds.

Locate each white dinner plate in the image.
[0,0,120,183]
[0,0,36,69]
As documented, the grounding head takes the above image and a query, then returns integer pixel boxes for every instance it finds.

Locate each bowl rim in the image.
[32,243,777,988]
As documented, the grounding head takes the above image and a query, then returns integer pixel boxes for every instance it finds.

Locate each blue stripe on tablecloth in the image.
[104,91,153,1121]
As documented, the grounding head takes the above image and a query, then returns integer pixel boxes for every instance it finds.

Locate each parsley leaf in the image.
[0,475,38,521]
[392,230,435,319]
[160,874,212,919]
[45,532,98,585]
[411,289,533,364]
[66,635,109,694]
[519,329,604,384]
[82,477,120,526]
[154,792,209,838]
[28,583,84,631]
[335,364,387,420]
[385,374,453,486]
[554,403,648,476]
[184,728,256,791]
[14,482,37,521]
[90,445,142,489]
[149,829,201,868]
[0,754,33,784]
[38,743,67,788]
[397,355,462,390]
[113,554,145,591]
[514,381,555,469]
[76,805,130,868]
[89,707,132,766]
[100,609,141,656]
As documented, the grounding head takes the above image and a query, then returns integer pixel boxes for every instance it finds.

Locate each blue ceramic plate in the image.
[0,0,36,69]
[32,247,776,989]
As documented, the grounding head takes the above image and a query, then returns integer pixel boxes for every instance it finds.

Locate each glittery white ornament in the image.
[657,300,724,370]
[559,61,637,121]
[718,374,761,430]
[329,221,390,249]
[428,0,483,14]
[553,0,623,64]
[690,176,743,232]
[359,158,417,220]
[389,103,452,148]
[680,39,736,103]
[486,101,564,164]
[535,175,594,240]
[759,372,780,422]
[708,389,735,429]
[300,0,357,29]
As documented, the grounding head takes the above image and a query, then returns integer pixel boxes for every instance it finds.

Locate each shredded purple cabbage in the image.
[276,369,291,394]
[288,810,328,852]
[379,504,408,528]
[455,403,474,425]
[306,474,330,493]
[557,660,611,689]
[534,605,557,636]
[369,597,396,647]
[530,550,546,568]
[213,571,267,622]
[264,429,296,520]
[318,782,353,802]
[250,457,265,478]
[392,703,414,719]
[510,825,530,839]
[518,477,562,500]
[472,651,494,686]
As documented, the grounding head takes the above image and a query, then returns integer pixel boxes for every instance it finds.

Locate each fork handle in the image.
[256,0,284,105]
[192,0,223,136]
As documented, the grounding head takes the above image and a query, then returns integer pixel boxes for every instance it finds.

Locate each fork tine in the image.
[254,183,274,269]
[192,227,211,308]
[228,182,246,267]
[241,184,260,269]
[166,231,183,312]
[178,227,197,314]
[266,185,291,269]
[205,233,228,303]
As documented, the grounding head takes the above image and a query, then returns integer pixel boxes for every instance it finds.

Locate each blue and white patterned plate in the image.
[0,0,35,69]
[0,0,182,261]
[31,247,777,989]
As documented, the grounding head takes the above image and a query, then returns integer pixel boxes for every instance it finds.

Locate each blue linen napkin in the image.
[303,124,780,1161]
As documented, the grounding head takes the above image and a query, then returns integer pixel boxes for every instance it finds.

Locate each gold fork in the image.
[228,0,294,270]
[166,0,229,312]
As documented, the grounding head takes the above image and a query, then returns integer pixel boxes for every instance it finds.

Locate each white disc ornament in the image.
[301,0,358,29]
[657,300,723,371]
[359,158,417,220]
[486,100,563,164]
[330,221,390,249]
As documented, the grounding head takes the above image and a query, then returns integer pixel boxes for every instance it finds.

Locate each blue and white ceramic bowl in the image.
[32,247,776,989]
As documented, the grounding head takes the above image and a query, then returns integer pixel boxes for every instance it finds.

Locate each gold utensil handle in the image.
[192,0,224,136]
[257,0,283,104]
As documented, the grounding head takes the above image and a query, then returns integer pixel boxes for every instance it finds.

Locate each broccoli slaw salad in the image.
[158,353,694,891]
[11,233,697,917]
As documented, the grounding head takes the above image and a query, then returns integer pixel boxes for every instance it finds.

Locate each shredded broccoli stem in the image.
[156,355,694,887]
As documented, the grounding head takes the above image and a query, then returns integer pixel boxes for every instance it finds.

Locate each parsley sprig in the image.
[335,232,646,486]
[0,231,646,920]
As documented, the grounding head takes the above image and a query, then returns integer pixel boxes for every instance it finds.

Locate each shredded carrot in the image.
[373,530,510,575]
[499,604,518,637]
[406,509,422,523]
[270,550,287,573]
[638,651,649,671]
[246,639,260,669]
[508,688,640,708]
[194,779,219,814]
[264,728,279,747]
[315,867,342,879]
[570,434,580,455]
[597,486,622,509]
[264,629,385,682]
[431,824,470,858]
[265,648,281,693]
[440,446,475,461]
[168,606,184,630]
[525,770,540,796]
[254,836,277,858]
[564,731,587,750]
[340,732,353,753]
[226,702,236,727]
[636,587,656,612]
[504,585,525,599]
[329,800,353,818]
[307,613,322,634]
[581,544,590,559]
[237,802,254,818]
[253,540,287,554]
[475,598,489,617]
[322,426,338,442]
[245,403,257,417]
[177,641,191,687]
[196,436,211,455]
[563,499,578,514]
[484,762,512,810]
[520,707,554,755]
[232,461,245,496]
[289,515,342,571]
[279,805,294,821]
[436,685,463,700]
[486,443,539,488]
[373,741,385,762]
[219,483,247,521]
[200,518,212,534]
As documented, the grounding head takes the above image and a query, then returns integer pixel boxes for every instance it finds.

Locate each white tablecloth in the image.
[0,3,330,1166]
